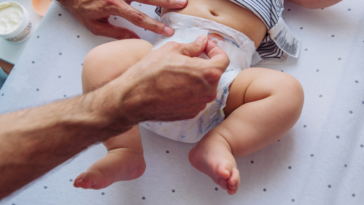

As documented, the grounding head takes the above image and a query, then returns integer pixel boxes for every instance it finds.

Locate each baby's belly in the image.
[162,0,267,49]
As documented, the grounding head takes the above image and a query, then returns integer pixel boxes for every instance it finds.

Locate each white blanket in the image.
[1,1,364,204]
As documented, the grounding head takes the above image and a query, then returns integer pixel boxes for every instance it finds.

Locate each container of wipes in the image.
[0,1,32,43]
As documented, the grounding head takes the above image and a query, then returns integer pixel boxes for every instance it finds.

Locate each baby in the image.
[73,0,335,195]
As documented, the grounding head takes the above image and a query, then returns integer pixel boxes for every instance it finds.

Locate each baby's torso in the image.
[162,0,267,49]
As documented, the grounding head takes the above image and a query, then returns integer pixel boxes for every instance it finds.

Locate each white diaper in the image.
[139,12,261,143]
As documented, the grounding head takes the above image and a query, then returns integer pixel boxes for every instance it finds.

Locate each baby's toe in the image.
[76,179,93,189]
[73,172,86,188]
[227,188,237,195]
[227,168,240,194]
[218,178,228,190]
[216,163,232,179]
[76,171,102,189]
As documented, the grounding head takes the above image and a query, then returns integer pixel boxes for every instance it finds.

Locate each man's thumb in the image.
[180,35,208,57]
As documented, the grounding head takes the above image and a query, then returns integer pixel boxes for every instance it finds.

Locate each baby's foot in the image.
[189,137,240,195]
[74,148,146,190]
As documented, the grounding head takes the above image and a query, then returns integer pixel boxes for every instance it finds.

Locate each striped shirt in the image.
[156,0,301,64]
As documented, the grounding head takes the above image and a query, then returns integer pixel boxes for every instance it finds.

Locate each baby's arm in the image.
[287,0,341,9]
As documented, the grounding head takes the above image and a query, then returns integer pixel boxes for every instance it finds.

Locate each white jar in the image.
[0,1,33,43]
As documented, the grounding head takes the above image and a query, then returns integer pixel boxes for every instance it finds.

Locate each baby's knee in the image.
[83,39,152,74]
[82,39,153,93]
[275,73,304,117]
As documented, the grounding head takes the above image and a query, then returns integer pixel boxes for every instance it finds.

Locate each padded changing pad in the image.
[1,1,364,204]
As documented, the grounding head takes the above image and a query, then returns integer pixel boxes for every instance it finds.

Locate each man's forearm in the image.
[0,83,133,199]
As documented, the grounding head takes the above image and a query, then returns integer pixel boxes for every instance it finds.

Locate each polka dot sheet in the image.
[1,1,364,205]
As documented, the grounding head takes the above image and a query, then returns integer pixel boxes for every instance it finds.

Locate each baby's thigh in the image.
[224,68,304,117]
[82,39,153,93]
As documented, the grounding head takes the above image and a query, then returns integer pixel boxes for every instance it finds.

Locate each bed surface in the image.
[0,1,363,204]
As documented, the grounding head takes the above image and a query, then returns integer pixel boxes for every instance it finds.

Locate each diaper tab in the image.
[269,18,301,58]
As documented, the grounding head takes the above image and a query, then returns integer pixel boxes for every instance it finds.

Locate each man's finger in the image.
[136,0,187,8]
[114,4,174,36]
[91,22,140,39]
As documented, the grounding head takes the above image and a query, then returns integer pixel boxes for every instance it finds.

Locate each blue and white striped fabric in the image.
[156,0,301,64]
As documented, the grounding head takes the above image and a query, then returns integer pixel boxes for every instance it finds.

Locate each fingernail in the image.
[196,35,207,42]
[176,0,187,6]
[164,26,174,36]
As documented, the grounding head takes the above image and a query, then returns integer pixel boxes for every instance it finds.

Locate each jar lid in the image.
[32,0,52,17]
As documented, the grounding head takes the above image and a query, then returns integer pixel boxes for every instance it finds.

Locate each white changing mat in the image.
[1,1,364,205]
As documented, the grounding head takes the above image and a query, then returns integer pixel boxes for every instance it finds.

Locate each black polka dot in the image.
[44,186,47,189]
[12,203,15,205]
[336,135,340,139]
[59,53,62,55]
[328,185,331,188]
[114,17,117,20]
[64,95,67,97]
[58,76,61,78]
[331,35,335,37]
[362,101,364,104]
[251,161,254,164]
[77,35,80,38]
[348,8,351,11]
[305,48,308,51]
[355,80,359,83]
[300,27,303,29]
[70,179,73,182]
[1,93,3,96]
[316,69,319,72]
[263,188,267,192]
[360,144,363,148]
[292,199,295,202]
[352,194,355,197]
[59,13,62,16]
[321,8,324,10]
[281,70,284,72]
[319,95,322,97]
[310,154,314,157]
[345,164,347,167]
[288,166,292,169]
[349,111,353,114]
[81,63,83,66]
[142,197,146,200]
[215,187,218,191]
[32,61,35,64]
[144,29,147,31]
[166,150,169,153]
[277,140,280,142]
[139,4,141,6]
[288,9,291,11]
[338,58,342,60]
[36,89,39,91]
[101,192,105,195]
[303,125,307,128]
[37,36,40,38]
[172,189,175,193]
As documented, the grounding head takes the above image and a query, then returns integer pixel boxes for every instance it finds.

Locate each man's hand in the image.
[110,36,230,123]
[57,0,187,39]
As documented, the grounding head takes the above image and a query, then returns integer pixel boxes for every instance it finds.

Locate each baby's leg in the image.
[74,39,153,189]
[189,68,304,195]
